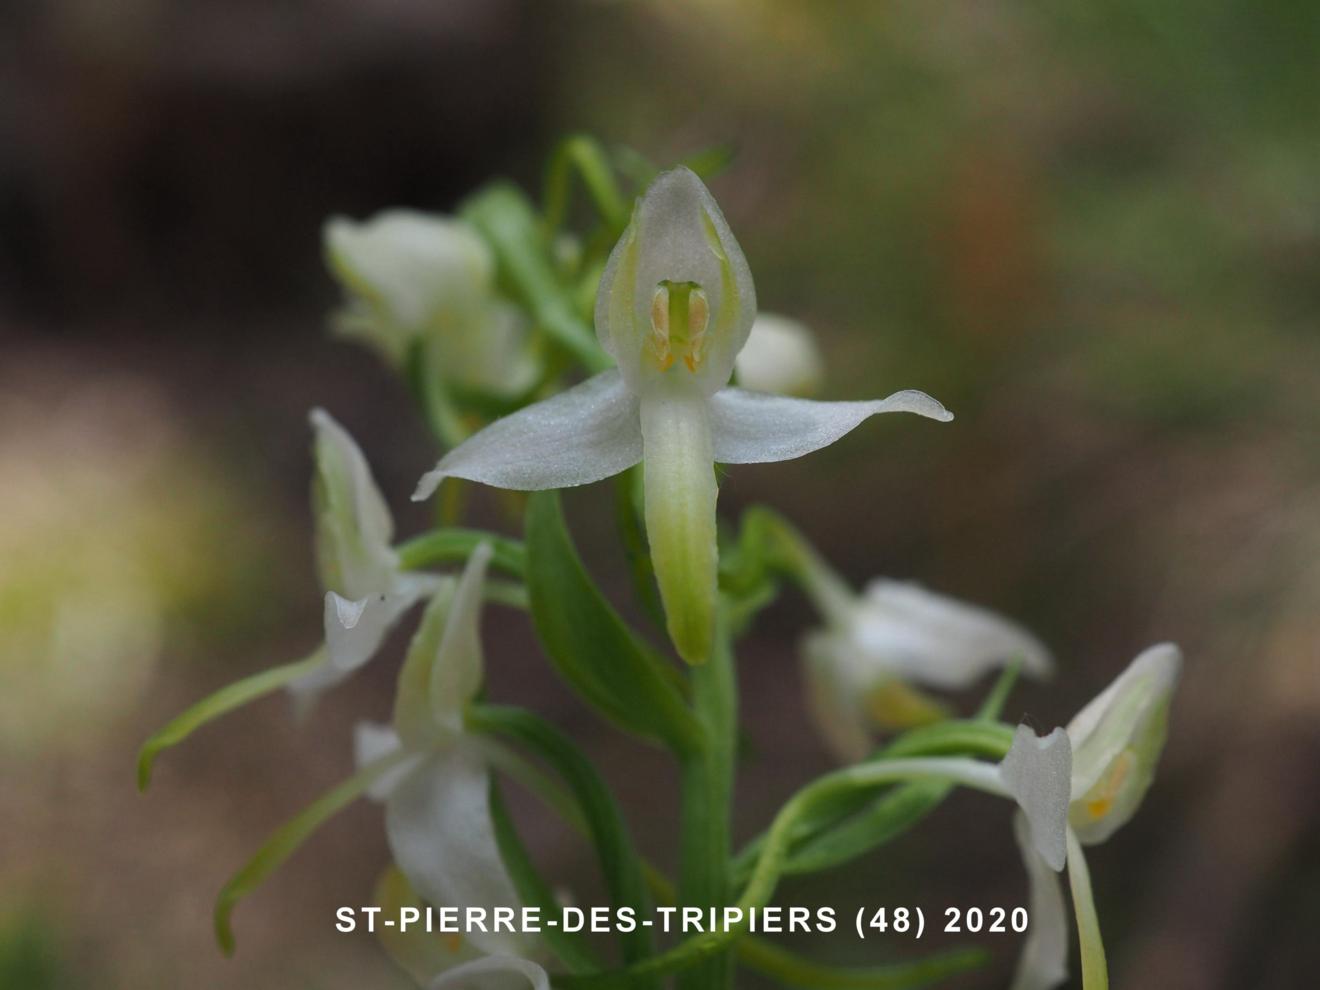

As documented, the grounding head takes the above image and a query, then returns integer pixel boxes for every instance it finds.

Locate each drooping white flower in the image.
[288,409,441,708]
[324,210,537,397]
[135,408,443,787]
[412,167,951,664]
[802,573,1053,760]
[734,313,824,396]
[354,543,533,959]
[1009,644,1182,990]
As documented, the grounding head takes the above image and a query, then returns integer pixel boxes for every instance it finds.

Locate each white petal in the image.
[429,543,493,724]
[286,585,428,712]
[322,588,420,673]
[428,956,550,990]
[1010,811,1070,990]
[596,167,755,393]
[413,371,642,500]
[735,313,825,397]
[848,580,1052,690]
[1067,643,1181,799]
[310,408,399,600]
[708,387,952,465]
[386,746,531,957]
[393,582,459,747]
[352,721,419,801]
[999,725,1073,871]
[436,299,540,398]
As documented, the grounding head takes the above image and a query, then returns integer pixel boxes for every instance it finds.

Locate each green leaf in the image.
[525,492,702,756]
[471,704,656,971]
[776,778,954,878]
[214,751,409,954]
[489,785,600,973]
[136,649,324,791]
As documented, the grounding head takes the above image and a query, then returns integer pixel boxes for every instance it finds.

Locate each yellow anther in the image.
[1083,748,1135,821]
[649,281,709,373]
[684,288,709,372]
[649,285,674,370]
[443,932,464,954]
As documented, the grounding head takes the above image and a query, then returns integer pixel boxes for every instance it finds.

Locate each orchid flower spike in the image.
[1010,643,1183,990]
[805,578,1053,760]
[325,210,537,397]
[412,167,952,664]
[734,313,825,396]
[353,543,534,959]
[289,409,444,710]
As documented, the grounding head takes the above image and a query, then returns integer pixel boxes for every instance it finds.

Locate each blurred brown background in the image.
[2,1,1318,988]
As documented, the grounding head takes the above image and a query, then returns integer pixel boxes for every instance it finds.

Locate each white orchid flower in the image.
[354,543,533,959]
[288,409,441,709]
[1010,643,1182,990]
[734,313,825,396]
[325,210,536,397]
[800,568,1052,760]
[412,167,951,664]
[135,408,443,787]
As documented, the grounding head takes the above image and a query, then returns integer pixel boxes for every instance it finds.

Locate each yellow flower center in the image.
[649,281,709,373]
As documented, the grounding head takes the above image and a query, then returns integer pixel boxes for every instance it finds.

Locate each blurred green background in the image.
[2,1,1317,988]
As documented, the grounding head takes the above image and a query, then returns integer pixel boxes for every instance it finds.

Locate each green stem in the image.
[404,339,469,450]
[559,755,1009,986]
[543,134,629,235]
[395,528,527,577]
[481,578,531,611]
[677,611,737,990]
[214,749,411,954]
[136,649,325,791]
[729,720,1014,883]
[737,507,855,622]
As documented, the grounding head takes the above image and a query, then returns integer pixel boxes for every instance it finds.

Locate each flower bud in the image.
[1066,643,1181,844]
[735,313,825,396]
